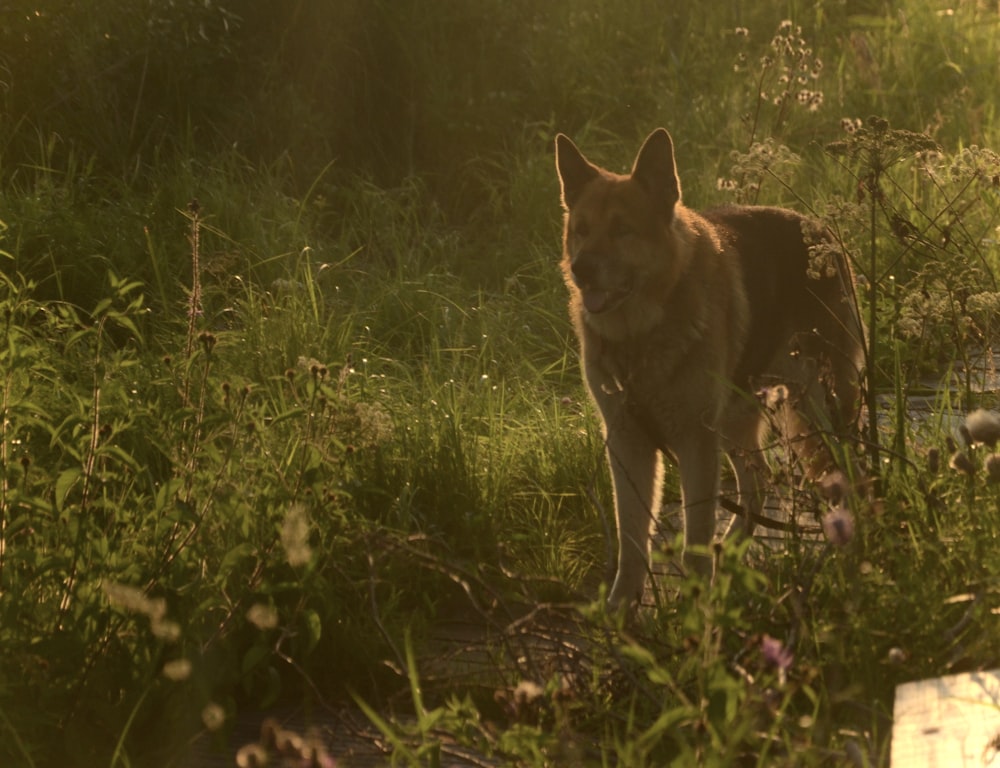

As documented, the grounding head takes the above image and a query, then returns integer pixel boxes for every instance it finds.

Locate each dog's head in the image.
[555,129,688,337]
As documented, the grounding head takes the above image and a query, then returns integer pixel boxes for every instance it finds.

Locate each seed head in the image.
[927,447,940,473]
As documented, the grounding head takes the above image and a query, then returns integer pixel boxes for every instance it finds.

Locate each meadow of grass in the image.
[3,1,1000,766]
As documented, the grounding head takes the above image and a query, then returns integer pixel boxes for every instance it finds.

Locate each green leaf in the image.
[298,609,322,656]
[154,478,184,515]
[55,468,82,514]
[241,643,270,677]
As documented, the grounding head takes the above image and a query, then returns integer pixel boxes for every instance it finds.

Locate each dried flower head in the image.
[841,117,863,134]
[927,447,940,474]
[986,453,1000,484]
[965,409,1000,447]
[763,384,789,410]
[949,450,976,476]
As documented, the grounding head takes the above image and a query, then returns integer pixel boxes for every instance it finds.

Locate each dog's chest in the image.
[587,332,716,443]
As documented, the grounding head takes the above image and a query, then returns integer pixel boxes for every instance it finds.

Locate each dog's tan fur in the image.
[555,129,864,607]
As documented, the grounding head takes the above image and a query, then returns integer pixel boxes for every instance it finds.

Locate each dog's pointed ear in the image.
[556,133,599,210]
[631,128,681,215]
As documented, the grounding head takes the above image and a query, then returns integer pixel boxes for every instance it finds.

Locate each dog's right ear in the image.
[555,134,599,210]
[631,128,681,216]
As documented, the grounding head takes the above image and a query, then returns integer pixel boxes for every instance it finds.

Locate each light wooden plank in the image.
[892,669,1000,767]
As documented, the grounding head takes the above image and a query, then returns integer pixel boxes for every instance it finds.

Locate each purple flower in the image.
[761,634,794,672]
[822,505,855,547]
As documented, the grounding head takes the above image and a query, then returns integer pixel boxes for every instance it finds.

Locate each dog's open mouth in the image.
[581,284,632,314]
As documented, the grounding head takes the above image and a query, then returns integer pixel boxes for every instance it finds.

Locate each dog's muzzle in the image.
[571,252,632,314]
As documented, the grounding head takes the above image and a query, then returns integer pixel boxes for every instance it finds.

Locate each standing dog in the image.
[555,129,864,608]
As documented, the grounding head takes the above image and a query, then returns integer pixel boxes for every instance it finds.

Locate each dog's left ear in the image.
[556,134,599,210]
[631,128,681,215]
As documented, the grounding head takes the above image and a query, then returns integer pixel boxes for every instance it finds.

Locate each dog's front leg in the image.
[674,430,721,578]
[604,419,663,609]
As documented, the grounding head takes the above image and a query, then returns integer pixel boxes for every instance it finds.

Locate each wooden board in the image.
[893,669,1000,767]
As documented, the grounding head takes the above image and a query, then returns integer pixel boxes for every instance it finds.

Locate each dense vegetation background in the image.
[3,1,1000,766]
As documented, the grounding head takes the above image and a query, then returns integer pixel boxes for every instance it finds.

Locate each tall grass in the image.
[2,1,1000,765]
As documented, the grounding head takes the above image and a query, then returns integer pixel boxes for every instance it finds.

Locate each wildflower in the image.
[104,582,157,616]
[202,702,226,731]
[761,634,794,685]
[247,603,280,630]
[235,744,268,768]
[760,384,788,410]
[964,409,1000,447]
[734,26,749,37]
[162,658,192,681]
[819,470,847,505]
[152,617,182,642]
[281,503,313,567]
[841,117,862,134]
[513,680,544,706]
[887,647,907,665]
[198,331,217,354]
[822,505,855,546]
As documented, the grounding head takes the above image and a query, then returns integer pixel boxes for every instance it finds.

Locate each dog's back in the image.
[705,205,864,436]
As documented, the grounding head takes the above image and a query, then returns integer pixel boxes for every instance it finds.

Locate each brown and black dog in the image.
[555,129,864,607]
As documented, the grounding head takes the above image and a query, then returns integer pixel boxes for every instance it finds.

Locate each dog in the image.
[555,128,865,608]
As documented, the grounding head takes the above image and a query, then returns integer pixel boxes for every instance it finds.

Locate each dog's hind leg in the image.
[673,429,723,579]
[726,449,766,539]
[722,404,768,540]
